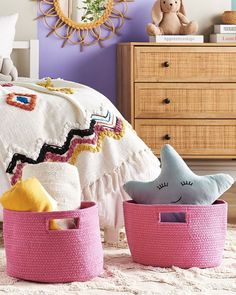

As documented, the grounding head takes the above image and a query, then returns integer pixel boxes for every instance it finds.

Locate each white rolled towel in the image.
[22,162,81,212]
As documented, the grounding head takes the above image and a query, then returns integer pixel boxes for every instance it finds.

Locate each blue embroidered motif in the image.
[16,96,29,104]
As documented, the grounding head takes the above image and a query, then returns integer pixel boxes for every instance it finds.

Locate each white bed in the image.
[0,40,161,242]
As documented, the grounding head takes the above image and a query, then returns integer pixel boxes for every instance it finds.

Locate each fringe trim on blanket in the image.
[82,148,160,229]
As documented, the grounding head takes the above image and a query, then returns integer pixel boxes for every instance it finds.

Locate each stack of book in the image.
[149,35,204,43]
[210,25,236,43]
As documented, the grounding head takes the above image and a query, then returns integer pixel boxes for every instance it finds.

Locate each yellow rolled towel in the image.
[0,177,58,230]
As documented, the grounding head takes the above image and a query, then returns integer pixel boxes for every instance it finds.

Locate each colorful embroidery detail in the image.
[6,112,125,185]
[2,83,13,87]
[6,93,37,111]
[37,78,74,94]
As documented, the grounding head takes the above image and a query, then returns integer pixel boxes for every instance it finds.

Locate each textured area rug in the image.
[0,226,236,295]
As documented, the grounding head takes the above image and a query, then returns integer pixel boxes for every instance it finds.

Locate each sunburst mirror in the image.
[37,0,133,50]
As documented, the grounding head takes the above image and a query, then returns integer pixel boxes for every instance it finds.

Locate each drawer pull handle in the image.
[163,98,171,104]
[163,61,170,68]
[164,134,171,140]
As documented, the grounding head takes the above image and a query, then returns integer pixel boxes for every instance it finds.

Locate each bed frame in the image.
[12,40,39,79]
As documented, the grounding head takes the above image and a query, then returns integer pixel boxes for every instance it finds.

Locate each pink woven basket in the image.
[124,200,227,268]
[3,202,103,283]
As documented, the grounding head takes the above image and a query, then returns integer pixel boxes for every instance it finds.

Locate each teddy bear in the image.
[146,0,198,36]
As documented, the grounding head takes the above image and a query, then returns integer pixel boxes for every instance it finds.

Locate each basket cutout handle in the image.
[47,217,80,231]
[45,211,81,232]
[159,212,186,223]
[157,208,190,225]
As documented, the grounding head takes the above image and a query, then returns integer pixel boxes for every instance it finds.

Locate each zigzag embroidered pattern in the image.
[7,112,125,185]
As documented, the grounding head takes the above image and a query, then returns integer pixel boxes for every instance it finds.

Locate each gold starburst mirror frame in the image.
[37,0,133,50]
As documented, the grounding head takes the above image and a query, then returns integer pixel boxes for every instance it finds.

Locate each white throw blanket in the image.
[0,79,160,228]
[22,162,81,209]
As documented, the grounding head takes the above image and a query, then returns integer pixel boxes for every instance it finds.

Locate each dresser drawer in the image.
[134,47,236,82]
[135,119,236,158]
[135,83,236,118]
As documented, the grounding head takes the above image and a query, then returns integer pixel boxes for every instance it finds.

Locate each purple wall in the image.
[38,1,154,104]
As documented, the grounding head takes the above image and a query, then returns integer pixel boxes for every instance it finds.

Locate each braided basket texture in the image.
[3,202,103,283]
[222,11,236,24]
[124,200,227,268]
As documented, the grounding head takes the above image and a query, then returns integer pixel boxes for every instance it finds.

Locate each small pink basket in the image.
[124,200,227,268]
[3,202,103,283]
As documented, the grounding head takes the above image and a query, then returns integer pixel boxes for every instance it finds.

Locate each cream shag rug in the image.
[0,226,236,295]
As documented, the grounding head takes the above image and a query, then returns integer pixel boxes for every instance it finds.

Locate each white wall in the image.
[0,0,37,76]
[185,0,231,40]
[0,0,37,40]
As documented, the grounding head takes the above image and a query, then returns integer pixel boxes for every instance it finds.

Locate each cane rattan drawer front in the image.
[134,47,236,82]
[135,119,236,158]
[117,43,236,159]
[135,83,236,119]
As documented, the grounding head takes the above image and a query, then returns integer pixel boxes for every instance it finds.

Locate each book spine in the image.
[214,25,236,34]
[210,34,236,43]
[149,36,204,43]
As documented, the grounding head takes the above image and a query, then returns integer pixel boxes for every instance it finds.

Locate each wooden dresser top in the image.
[118,42,236,47]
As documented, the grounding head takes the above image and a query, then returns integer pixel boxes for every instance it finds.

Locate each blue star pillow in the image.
[124,144,234,205]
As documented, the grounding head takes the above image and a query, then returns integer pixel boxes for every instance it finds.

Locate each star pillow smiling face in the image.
[124,144,234,205]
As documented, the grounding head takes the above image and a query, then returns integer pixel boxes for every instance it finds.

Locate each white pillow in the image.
[0,14,18,58]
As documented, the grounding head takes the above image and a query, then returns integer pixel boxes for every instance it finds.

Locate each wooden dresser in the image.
[117,42,236,159]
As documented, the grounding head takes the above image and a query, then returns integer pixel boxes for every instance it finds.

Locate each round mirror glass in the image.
[60,0,109,24]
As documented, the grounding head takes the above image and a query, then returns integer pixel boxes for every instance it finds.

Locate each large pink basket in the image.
[3,202,103,283]
[124,200,227,268]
